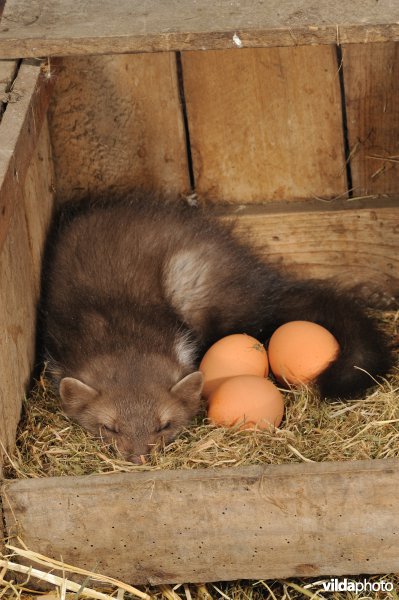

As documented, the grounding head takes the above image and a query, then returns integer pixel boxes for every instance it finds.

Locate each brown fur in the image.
[41,193,394,462]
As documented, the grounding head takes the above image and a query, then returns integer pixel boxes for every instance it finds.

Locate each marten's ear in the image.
[59,377,99,416]
[171,371,203,405]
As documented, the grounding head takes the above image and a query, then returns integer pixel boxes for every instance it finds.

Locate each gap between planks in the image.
[0,58,18,121]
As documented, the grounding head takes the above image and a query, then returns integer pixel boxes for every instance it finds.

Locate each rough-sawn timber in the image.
[2,458,399,584]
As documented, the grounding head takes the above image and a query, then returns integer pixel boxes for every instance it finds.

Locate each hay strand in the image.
[0,560,116,600]
[4,545,150,600]
[4,353,399,479]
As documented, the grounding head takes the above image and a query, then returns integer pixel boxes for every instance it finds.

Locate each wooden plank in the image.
[182,46,347,202]
[48,54,189,202]
[22,119,55,294]
[343,42,399,196]
[0,0,399,58]
[0,58,56,253]
[0,59,56,467]
[0,171,35,469]
[0,120,54,470]
[2,459,399,584]
[219,198,399,304]
[0,59,17,121]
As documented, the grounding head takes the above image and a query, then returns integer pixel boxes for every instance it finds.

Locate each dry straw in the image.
[4,311,399,479]
[1,551,398,600]
[1,310,398,599]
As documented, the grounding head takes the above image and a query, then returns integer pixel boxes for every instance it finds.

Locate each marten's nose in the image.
[116,439,150,464]
[129,453,148,465]
[124,444,151,464]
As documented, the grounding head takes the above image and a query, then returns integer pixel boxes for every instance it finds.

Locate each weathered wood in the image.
[0,175,35,469]
[0,120,54,470]
[218,198,399,303]
[343,42,399,196]
[2,458,399,584]
[48,54,189,202]
[22,119,55,294]
[182,46,347,202]
[0,59,56,253]
[0,0,399,58]
[0,60,55,468]
[0,59,17,120]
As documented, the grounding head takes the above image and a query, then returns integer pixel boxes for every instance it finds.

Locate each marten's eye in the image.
[156,420,171,433]
[101,424,118,435]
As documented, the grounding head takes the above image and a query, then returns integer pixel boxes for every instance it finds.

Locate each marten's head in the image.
[58,346,203,463]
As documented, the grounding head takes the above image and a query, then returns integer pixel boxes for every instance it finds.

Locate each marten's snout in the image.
[117,439,153,465]
[128,452,149,465]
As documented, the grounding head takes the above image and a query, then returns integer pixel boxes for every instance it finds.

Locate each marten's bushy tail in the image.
[264,279,394,400]
[184,222,395,400]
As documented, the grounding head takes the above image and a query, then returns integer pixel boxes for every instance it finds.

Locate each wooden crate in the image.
[0,0,399,586]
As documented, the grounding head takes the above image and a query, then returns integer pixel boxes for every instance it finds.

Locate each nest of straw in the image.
[2,311,399,600]
[4,311,399,480]
[1,544,399,600]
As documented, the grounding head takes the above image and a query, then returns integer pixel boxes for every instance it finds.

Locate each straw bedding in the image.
[1,310,398,599]
[4,311,399,479]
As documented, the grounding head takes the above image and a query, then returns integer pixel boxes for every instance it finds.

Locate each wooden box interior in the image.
[0,0,398,585]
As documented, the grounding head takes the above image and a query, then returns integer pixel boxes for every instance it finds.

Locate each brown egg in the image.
[199,334,269,398]
[207,375,284,430]
[268,321,339,386]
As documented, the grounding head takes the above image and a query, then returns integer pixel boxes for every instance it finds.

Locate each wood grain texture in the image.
[343,42,399,195]
[0,60,55,467]
[22,119,55,294]
[0,0,399,58]
[0,59,56,252]
[0,120,54,468]
[3,458,399,584]
[48,54,189,202]
[218,199,399,303]
[182,46,346,202]
[0,176,34,469]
